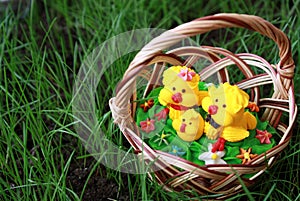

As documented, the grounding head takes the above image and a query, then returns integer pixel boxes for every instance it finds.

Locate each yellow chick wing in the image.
[221,126,250,142]
[172,118,181,132]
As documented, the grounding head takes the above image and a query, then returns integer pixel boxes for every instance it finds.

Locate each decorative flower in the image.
[154,108,169,121]
[236,148,258,164]
[256,129,272,144]
[153,131,171,146]
[140,118,155,133]
[169,145,186,157]
[178,68,196,81]
[198,143,226,165]
[140,99,154,112]
[247,102,260,112]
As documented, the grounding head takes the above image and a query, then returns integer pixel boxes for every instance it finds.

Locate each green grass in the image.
[0,0,299,200]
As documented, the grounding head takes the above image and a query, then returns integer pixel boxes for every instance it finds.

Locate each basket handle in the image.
[111,13,295,129]
[195,14,294,78]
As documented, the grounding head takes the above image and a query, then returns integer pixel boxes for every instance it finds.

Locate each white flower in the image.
[198,143,226,165]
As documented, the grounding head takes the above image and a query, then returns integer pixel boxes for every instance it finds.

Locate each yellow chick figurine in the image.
[172,109,205,142]
[202,82,257,152]
[157,66,208,121]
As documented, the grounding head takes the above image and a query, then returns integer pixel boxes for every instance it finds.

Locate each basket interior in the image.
[118,44,297,197]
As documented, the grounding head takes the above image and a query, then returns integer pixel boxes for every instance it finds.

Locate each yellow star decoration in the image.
[153,131,170,146]
[236,148,258,164]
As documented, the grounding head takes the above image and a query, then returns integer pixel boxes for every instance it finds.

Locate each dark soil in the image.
[66,156,132,201]
[61,137,135,201]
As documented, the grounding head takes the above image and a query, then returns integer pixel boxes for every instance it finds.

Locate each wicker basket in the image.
[109,13,297,199]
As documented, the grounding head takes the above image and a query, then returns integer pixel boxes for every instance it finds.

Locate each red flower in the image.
[140,118,155,133]
[256,129,272,144]
[154,108,169,121]
[247,102,260,112]
[140,99,154,112]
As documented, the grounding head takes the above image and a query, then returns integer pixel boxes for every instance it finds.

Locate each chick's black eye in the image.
[182,118,185,122]
[189,122,192,125]
[215,99,218,102]
[172,87,176,91]
[182,89,186,93]
[222,104,226,108]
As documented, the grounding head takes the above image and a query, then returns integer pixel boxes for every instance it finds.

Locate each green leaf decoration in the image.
[166,119,173,127]
[163,121,177,135]
[225,146,240,157]
[256,118,269,131]
[189,141,203,152]
[147,87,163,101]
[136,107,149,125]
[224,146,241,164]
[267,125,277,134]
[252,138,275,154]
[197,135,216,148]
[191,155,205,166]
[243,173,255,179]
[241,138,260,150]
[147,86,163,97]
[198,81,208,91]
[195,106,207,118]
[189,141,207,166]
[224,157,242,164]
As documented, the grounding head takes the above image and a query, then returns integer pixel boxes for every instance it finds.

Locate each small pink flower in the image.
[178,68,196,81]
[256,129,272,144]
[154,108,169,121]
[140,118,155,133]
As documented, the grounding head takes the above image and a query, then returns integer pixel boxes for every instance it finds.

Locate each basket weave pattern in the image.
[109,13,297,198]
